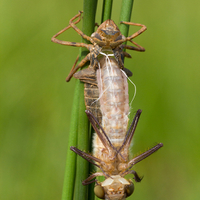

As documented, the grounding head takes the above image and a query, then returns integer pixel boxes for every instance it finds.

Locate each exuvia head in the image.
[91,20,126,47]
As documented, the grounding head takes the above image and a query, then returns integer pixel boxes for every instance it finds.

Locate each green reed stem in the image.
[61,81,80,200]
[119,0,134,37]
[61,1,97,200]
[101,0,113,22]
[63,0,134,199]
[73,1,98,200]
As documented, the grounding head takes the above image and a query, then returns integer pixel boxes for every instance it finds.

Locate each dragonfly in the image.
[52,11,163,199]
[71,53,163,200]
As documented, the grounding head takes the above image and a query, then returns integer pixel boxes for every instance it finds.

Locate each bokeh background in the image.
[1,0,200,199]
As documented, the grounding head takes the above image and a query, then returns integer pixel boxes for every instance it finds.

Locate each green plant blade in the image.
[119,0,134,37]
[61,81,80,200]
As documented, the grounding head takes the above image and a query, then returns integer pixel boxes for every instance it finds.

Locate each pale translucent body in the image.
[91,56,134,200]
[93,55,130,170]
[73,55,162,199]
[97,57,129,148]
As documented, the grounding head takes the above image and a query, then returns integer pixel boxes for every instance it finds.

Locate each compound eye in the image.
[94,185,105,199]
[125,181,134,197]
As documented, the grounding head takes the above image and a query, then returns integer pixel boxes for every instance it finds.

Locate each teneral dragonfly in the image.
[71,54,163,200]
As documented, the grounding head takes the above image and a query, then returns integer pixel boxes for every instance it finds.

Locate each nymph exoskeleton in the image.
[71,109,163,200]
[51,11,146,123]
[51,11,146,81]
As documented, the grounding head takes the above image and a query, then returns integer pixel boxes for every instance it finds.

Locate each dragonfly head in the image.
[94,175,134,199]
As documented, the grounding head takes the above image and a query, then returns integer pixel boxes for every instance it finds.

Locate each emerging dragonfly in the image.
[51,11,146,124]
[52,11,163,199]
[71,54,163,200]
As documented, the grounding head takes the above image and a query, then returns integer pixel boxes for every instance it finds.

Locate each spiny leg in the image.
[129,40,145,51]
[85,110,126,161]
[123,40,145,52]
[66,52,91,82]
[85,110,115,152]
[122,170,143,182]
[51,12,92,49]
[118,109,142,156]
[70,146,102,168]
[69,11,94,44]
[120,21,147,41]
[127,143,163,170]
[66,55,79,80]
[70,146,111,179]
[51,12,94,82]
[82,172,105,185]
[123,51,132,58]
[51,12,81,42]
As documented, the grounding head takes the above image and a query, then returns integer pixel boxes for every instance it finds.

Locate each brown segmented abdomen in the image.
[74,66,102,124]
[84,83,102,124]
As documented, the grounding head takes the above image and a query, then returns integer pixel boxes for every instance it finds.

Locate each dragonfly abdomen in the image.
[97,57,129,147]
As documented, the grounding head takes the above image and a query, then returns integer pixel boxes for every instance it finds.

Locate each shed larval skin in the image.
[51,11,146,125]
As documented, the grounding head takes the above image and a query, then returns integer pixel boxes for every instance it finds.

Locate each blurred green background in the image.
[1,0,200,199]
